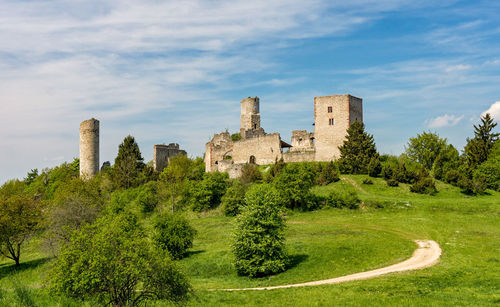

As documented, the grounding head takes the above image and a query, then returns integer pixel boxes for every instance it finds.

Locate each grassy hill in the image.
[1,175,499,306]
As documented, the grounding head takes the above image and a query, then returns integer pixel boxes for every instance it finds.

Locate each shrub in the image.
[153,214,197,259]
[386,179,399,187]
[232,184,288,277]
[271,163,316,210]
[324,191,360,209]
[136,182,159,213]
[240,163,262,184]
[265,158,286,181]
[221,181,247,216]
[458,176,474,194]
[367,157,382,177]
[445,169,460,184]
[410,177,437,195]
[49,213,191,306]
[362,178,373,185]
[190,172,229,212]
[473,176,488,194]
[317,162,340,185]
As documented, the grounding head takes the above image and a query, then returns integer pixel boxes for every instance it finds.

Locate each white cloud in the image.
[482,101,500,121]
[427,114,465,128]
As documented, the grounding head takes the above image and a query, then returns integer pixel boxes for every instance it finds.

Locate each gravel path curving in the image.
[223,240,441,291]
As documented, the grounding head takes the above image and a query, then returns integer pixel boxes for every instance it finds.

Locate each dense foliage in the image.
[0,193,41,266]
[232,184,288,277]
[153,213,197,259]
[405,132,448,170]
[49,213,191,306]
[113,135,146,189]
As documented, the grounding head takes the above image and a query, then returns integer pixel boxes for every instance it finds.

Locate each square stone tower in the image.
[314,94,362,161]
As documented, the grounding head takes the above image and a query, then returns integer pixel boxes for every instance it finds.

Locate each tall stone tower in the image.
[240,97,264,139]
[314,94,363,161]
[79,118,99,179]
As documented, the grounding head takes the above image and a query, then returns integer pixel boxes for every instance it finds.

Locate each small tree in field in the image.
[463,113,499,170]
[232,184,288,277]
[338,121,378,174]
[0,195,41,266]
[153,214,197,259]
[49,213,190,306]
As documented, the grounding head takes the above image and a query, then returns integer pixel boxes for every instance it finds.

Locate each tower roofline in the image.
[314,94,362,100]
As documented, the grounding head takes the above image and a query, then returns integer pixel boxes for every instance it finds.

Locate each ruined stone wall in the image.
[283,151,315,163]
[232,133,282,165]
[204,132,233,172]
[314,94,362,161]
[153,143,187,172]
[290,130,315,152]
[79,118,99,179]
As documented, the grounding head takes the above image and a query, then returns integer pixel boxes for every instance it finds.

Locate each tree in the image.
[338,121,378,174]
[44,178,104,254]
[367,157,382,177]
[473,140,500,191]
[317,161,340,185]
[271,163,316,209]
[232,184,288,277]
[160,155,193,213]
[405,131,447,170]
[221,180,247,216]
[431,144,459,180]
[113,135,145,189]
[152,214,197,259]
[240,163,262,184]
[190,172,228,212]
[0,196,41,266]
[49,213,191,306]
[463,113,499,170]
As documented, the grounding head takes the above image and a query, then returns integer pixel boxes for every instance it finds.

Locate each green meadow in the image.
[1,175,498,306]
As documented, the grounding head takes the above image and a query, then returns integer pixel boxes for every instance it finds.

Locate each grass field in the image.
[1,175,499,306]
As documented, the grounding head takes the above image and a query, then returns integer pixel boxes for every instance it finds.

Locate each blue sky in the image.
[1,0,499,184]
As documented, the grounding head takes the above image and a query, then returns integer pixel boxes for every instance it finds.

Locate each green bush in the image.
[190,172,229,212]
[362,178,373,185]
[49,213,191,305]
[232,184,288,277]
[271,163,316,210]
[136,182,159,213]
[221,181,247,216]
[410,177,437,195]
[445,169,460,184]
[386,179,399,187]
[473,141,500,191]
[367,157,382,177]
[317,162,340,185]
[324,190,360,209]
[458,176,474,194]
[240,163,262,184]
[153,214,197,259]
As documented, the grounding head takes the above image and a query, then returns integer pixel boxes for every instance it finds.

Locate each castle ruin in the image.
[79,118,187,178]
[153,143,187,172]
[204,94,362,177]
[79,118,100,179]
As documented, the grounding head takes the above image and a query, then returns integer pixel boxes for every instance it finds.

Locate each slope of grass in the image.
[0,175,498,306]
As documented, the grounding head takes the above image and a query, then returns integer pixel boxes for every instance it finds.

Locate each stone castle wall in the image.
[79,118,99,179]
[290,130,314,152]
[283,150,315,163]
[205,132,233,172]
[153,143,187,172]
[232,133,283,165]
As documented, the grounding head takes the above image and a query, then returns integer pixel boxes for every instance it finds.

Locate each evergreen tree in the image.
[113,135,145,189]
[463,113,499,170]
[338,121,378,174]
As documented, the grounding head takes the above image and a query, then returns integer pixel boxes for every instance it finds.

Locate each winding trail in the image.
[223,240,441,291]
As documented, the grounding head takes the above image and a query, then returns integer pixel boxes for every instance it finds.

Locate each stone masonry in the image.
[205,94,363,177]
[79,118,99,179]
[153,143,187,172]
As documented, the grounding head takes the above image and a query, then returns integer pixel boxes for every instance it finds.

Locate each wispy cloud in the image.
[427,114,465,128]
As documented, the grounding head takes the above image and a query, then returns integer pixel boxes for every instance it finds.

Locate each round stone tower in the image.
[79,118,99,179]
[240,97,263,138]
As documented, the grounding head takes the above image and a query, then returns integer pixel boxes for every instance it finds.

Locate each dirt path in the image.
[223,240,441,291]
[342,176,368,194]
